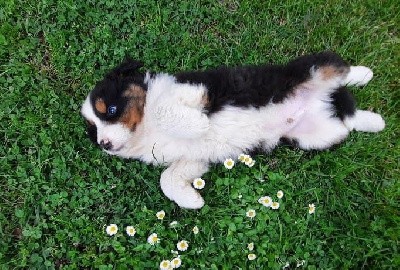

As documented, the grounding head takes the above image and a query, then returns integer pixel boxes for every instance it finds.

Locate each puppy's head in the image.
[81,58,146,155]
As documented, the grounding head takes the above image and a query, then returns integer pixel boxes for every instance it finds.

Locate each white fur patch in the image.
[344,110,385,132]
[343,66,373,86]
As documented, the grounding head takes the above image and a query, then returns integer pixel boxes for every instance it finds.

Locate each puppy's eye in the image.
[107,105,117,116]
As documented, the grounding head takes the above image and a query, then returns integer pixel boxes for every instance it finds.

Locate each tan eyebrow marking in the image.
[95,98,107,114]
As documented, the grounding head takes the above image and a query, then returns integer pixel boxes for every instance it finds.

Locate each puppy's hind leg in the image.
[160,160,209,209]
[343,110,385,132]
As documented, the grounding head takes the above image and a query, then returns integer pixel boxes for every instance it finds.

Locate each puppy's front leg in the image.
[160,160,209,209]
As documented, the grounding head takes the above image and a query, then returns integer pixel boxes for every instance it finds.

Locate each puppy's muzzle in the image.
[99,140,113,150]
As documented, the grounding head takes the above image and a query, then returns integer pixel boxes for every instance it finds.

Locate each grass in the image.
[0,0,399,269]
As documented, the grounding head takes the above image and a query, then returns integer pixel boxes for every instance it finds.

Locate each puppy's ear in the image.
[106,57,144,79]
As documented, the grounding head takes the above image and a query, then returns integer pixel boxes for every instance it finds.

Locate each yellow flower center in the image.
[197,180,203,186]
[162,261,169,267]
[110,227,116,232]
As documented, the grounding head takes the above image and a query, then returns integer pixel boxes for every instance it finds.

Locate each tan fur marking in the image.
[95,98,107,114]
[320,66,349,80]
[123,84,146,99]
[120,106,143,130]
[201,93,209,106]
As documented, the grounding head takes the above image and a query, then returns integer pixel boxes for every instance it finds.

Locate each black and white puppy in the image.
[81,51,385,209]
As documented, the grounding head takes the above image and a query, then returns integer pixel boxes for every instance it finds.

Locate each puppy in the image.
[81,51,385,209]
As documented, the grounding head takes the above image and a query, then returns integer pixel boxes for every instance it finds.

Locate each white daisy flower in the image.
[277,190,284,199]
[224,158,235,169]
[193,178,205,189]
[271,201,280,210]
[171,257,182,268]
[177,240,189,251]
[258,196,272,207]
[238,153,247,162]
[309,203,316,214]
[246,209,256,219]
[159,259,171,270]
[192,225,199,235]
[247,159,256,167]
[244,156,254,166]
[156,210,165,220]
[247,242,254,251]
[147,233,160,245]
[126,226,136,236]
[106,224,118,236]
[169,221,178,227]
[248,253,257,260]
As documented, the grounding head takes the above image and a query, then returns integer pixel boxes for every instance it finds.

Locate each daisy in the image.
[169,221,178,227]
[277,190,284,199]
[193,178,205,189]
[224,158,235,169]
[271,201,280,210]
[244,156,253,166]
[156,210,165,220]
[238,153,247,162]
[177,240,189,251]
[106,224,118,236]
[248,253,257,260]
[247,242,254,251]
[126,226,136,236]
[258,196,272,207]
[147,233,160,245]
[309,203,316,214]
[159,260,171,270]
[192,225,199,235]
[247,159,256,167]
[246,209,256,219]
[171,257,182,268]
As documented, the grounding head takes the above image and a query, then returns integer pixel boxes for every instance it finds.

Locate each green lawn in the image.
[1,0,399,269]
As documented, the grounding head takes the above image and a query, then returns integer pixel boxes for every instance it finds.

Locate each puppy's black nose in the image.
[99,140,113,150]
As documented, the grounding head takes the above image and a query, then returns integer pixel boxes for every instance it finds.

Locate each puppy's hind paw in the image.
[348,110,385,133]
[173,187,205,209]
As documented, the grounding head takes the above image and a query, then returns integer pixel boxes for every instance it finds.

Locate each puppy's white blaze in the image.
[81,96,101,126]
[81,95,134,152]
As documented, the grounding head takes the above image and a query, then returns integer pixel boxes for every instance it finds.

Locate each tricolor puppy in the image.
[81,51,385,209]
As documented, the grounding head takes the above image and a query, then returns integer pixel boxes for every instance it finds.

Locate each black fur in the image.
[330,86,356,120]
[175,51,356,119]
[86,122,98,145]
[89,51,356,134]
